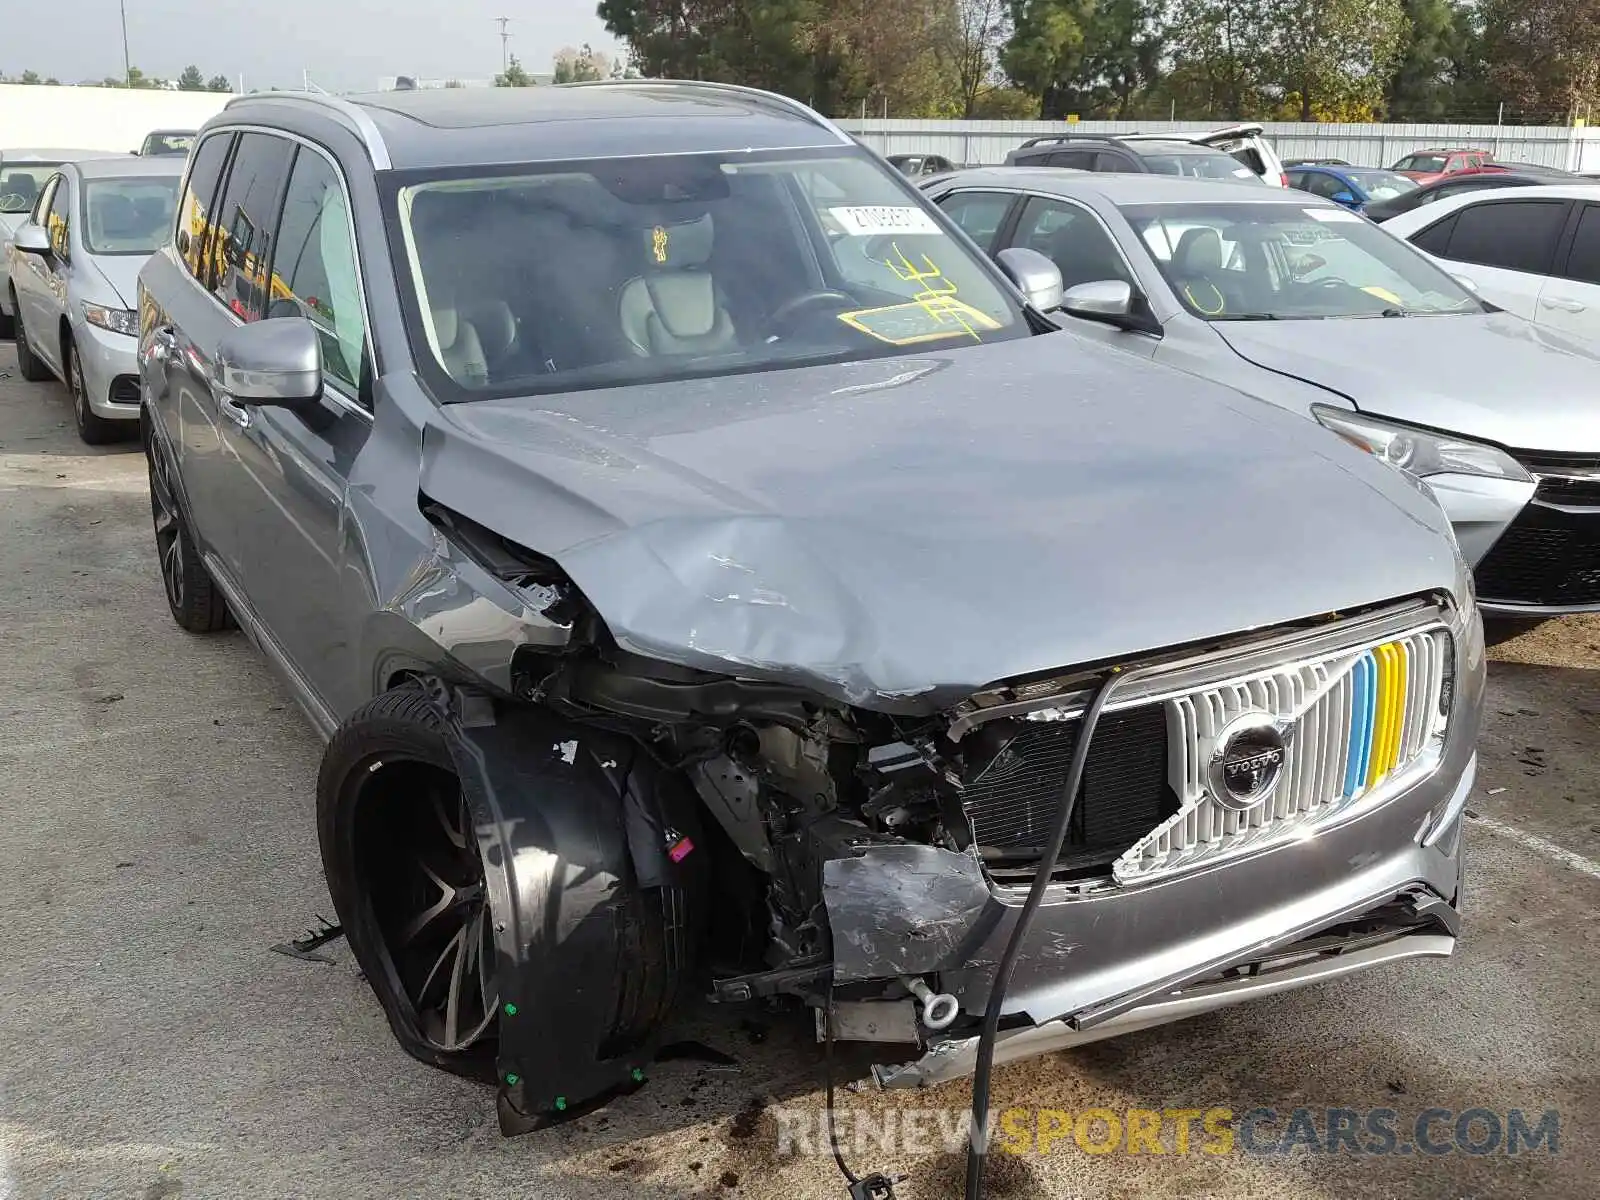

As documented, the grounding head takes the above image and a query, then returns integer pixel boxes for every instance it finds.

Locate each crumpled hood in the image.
[418,334,1460,711]
[1214,311,1600,452]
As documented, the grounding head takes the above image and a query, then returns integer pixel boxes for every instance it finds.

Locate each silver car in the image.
[0,148,120,336]
[924,169,1600,617]
[7,155,184,443]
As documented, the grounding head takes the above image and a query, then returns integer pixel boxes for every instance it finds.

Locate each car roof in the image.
[220,83,852,171]
[72,154,186,180]
[1,148,124,163]
[925,167,1294,205]
[1380,182,1600,235]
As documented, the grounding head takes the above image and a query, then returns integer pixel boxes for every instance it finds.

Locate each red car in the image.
[1389,148,1493,185]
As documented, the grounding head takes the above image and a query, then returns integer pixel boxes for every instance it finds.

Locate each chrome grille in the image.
[1112,626,1452,885]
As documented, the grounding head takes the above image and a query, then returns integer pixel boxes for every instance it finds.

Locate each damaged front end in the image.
[421,500,1481,1125]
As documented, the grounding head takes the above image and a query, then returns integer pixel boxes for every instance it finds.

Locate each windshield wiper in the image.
[1212,312,1282,321]
[1380,307,1407,317]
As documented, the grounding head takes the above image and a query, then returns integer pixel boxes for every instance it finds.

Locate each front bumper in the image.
[74,317,141,420]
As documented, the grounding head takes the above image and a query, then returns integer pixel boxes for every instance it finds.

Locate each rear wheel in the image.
[12,293,50,382]
[68,339,123,445]
[146,429,230,632]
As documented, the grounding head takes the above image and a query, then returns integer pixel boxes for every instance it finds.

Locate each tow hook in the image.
[899,974,960,1031]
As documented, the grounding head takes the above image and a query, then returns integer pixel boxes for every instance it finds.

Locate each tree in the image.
[494,53,535,87]
[1262,0,1407,120]
[947,0,1010,116]
[1386,0,1468,118]
[1481,0,1600,122]
[1165,0,1271,118]
[553,43,608,83]
[207,75,232,93]
[19,69,41,85]
[1001,0,1096,117]
[178,64,205,91]
[1049,0,1165,117]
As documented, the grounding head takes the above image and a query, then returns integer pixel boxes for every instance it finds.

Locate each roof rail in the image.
[559,78,853,145]
[224,91,392,169]
[1018,133,1125,149]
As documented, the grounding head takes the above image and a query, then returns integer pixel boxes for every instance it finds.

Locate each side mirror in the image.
[11,223,51,255]
[995,246,1064,312]
[216,317,323,408]
[1059,279,1161,334]
[1331,190,1357,206]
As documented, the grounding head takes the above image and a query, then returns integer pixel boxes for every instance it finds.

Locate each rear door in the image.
[1411,196,1571,321]
[1536,200,1600,341]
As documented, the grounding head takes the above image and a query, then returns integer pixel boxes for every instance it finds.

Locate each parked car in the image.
[7,155,184,442]
[136,129,196,157]
[139,84,1481,1135]
[1363,170,1566,223]
[1118,123,1288,186]
[1381,184,1600,340]
[1286,164,1418,212]
[1005,133,1262,183]
[886,153,956,177]
[1391,148,1493,185]
[921,167,1600,613]
[0,148,119,336]
[1285,157,1352,167]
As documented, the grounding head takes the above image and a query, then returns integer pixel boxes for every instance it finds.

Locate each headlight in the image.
[82,302,139,337]
[1312,405,1531,483]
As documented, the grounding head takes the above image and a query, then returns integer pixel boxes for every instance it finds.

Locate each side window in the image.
[269,147,368,396]
[1443,200,1568,274]
[1560,204,1600,285]
[210,132,295,320]
[936,190,1014,252]
[31,175,58,225]
[1305,174,1345,199]
[1286,171,1306,190]
[1011,196,1133,290]
[176,133,232,283]
[1093,151,1137,172]
[1411,213,1457,256]
[46,178,71,259]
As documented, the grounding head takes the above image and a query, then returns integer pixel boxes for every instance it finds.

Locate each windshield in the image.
[0,164,59,215]
[1344,170,1417,199]
[1121,201,1483,320]
[1140,150,1260,182]
[142,133,193,157]
[1396,155,1448,173]
[387,149,1026,398]
[82,177,180,254]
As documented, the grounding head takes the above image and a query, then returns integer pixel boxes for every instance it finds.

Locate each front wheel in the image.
[68,340,123,445]
[12,294,50,382]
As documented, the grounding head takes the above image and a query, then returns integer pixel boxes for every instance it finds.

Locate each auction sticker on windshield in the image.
[1304,207,1364,223]
[829,206,942,236]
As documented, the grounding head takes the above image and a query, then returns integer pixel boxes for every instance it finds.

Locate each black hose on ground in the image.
[964,669,1122,1200]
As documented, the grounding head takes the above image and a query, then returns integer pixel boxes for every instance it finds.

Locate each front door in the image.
[16,174,73,371]
[1536,200,1600,342]
[227,142,373,717]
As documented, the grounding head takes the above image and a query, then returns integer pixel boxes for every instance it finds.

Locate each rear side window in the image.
[936,190,1014,251]
[1439,200,1567,274]
[46,177,72,260]
[1045,150,1096,170]
[176,133,231,283]
[1230,147,1266,175]
[210,132,295,320]
[1561,204,1600,285]
[1093,151,1138,172]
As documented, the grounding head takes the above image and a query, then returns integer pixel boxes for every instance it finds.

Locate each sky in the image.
[4,0,623,91]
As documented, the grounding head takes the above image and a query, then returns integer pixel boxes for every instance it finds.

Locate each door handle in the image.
[218,393,253,429]
[1541,296,1586,314]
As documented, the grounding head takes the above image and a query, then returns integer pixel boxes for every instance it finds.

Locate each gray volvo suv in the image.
[137,83,1482,1135]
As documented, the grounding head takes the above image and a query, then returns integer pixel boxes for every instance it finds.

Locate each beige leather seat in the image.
[618,214,737,356]
[430,292,489,386]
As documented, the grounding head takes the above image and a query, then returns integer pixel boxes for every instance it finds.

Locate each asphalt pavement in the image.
[0,342,1595,1200]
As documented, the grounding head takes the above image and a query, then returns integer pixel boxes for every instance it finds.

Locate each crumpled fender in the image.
[420,686,702,1132]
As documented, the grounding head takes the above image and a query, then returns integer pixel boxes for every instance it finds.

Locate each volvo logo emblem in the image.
[1207,713,1290,811]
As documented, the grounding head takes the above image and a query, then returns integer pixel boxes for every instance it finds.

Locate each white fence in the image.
[0,84,230,153]
[839,118,1600,173]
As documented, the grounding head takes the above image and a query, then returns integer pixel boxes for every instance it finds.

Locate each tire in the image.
[317,684,697,1088]
[12,293,50,382]
[67,339,123,445]
[145,428,230,632]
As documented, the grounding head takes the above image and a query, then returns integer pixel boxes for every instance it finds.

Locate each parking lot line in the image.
[1468,811,1600,880]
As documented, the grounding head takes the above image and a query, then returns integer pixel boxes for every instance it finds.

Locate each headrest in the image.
[1175,227,1223,274]
[640,212,714,270]
[9,175,37,204]
[96,193,140,237]
[464,301,515,359]
[431,298,458,349]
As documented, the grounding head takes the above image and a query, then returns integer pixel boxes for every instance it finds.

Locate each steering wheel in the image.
[769,290,855,334]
